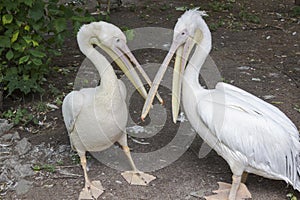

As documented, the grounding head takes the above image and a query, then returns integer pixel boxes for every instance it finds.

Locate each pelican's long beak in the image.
[172,37,195,123]
[141,40,181,120]
[115,43,163,104]
[99,41,148,99]
[141,36,195,122]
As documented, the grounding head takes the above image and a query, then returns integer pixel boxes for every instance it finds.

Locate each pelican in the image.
[142,9,300,200]
[62,21,158,199]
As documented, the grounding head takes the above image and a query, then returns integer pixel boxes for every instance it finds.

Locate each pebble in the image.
[2,132,21,141]
[15,179,33,195]
[1,133,13,141]
[13,132,20,140]
[252,78,261,82]
[263,95,275,100]
[190,189,205,198]
[15,138,32,155]
[58,144,68,153]
[0,169,9,182]
[237,66,250,70]
[0,119,13,136]
[14,163,35,178]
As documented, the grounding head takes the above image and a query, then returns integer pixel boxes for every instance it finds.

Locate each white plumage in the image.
[63,21,156,200]
[142,9,300,200]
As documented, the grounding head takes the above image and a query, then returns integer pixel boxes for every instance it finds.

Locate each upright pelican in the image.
[62,21,157,199]
[142,9,300,200]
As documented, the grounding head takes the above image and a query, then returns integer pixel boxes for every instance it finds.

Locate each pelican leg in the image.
[228,175,241,200]
[241,172,248,184]
[204,175,251,200]
[118,135,156,186]
[78,152,104,200]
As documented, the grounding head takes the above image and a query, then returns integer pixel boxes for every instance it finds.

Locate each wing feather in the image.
[62,91,84,134]
[197,82,300,190]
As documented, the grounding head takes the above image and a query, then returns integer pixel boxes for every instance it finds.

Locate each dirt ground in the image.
[1,0,300,199]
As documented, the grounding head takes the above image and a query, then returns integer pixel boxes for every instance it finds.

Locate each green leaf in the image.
[24,0,34,7]
[175,6,188,11]
[124,30,135,41]
[29,49,46,58]
[19,55,30,64]
[2,14,13,25]
[5,50,14,60]
[0,36,11,47]
[11,30,19,43]
[28,2,44,21]
[24,25,30,31]
[23,36,32,44]
[12,42,26,52]
[32,58,42,66]
[32,165,41,171]
[32,40,39,47]
[53,18,67,33]
[23,74,30,81]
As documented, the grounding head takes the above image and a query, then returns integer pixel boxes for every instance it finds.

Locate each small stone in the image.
[1,133,13,141]
[263,95,275,100]
[14,163,35,178]
[0,119,13,136]
[58,145,68,153]
[15,138,32,155]
[268,73,279,78]
[251,78,261,82]
[4,156,19,168]
[0,169,9,182]
[43,184,54,188]
[46,103,59,110]
[190,189,206,198]
[237,66,250,70]
[12,132,20,140]
[15,179,33,195]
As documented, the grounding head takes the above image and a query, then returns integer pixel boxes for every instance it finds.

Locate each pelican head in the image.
[141,9,211,121]
[77,21,148,99]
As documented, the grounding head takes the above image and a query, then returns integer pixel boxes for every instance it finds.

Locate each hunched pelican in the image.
[142,9,300,200]
[62,21,157,199]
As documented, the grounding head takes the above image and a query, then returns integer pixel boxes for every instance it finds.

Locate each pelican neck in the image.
[85,47,119,92]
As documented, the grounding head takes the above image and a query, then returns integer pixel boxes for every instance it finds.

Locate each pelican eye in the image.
[116,38,120,42]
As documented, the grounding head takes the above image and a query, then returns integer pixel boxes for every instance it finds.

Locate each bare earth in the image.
[1,0,300,199]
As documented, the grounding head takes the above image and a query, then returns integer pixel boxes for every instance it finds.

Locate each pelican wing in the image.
[216,82,297,133]
[197,82,300,189]
[62,91,84,134]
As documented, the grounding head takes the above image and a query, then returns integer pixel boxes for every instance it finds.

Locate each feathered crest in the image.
[177,8,208,27]
[185,7,208,17]
[176,8,208,32]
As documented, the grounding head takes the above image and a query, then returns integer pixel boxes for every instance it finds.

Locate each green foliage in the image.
[287,193,297,200]
[0,0,95,96]
[208,1,233,12]
[239,10,261,24]
[291,6,300,17]
[294,104,300,113]
[2,107,37,125]
[1,99,61,126]
[209,20,225,31]
[32,164,56,173]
